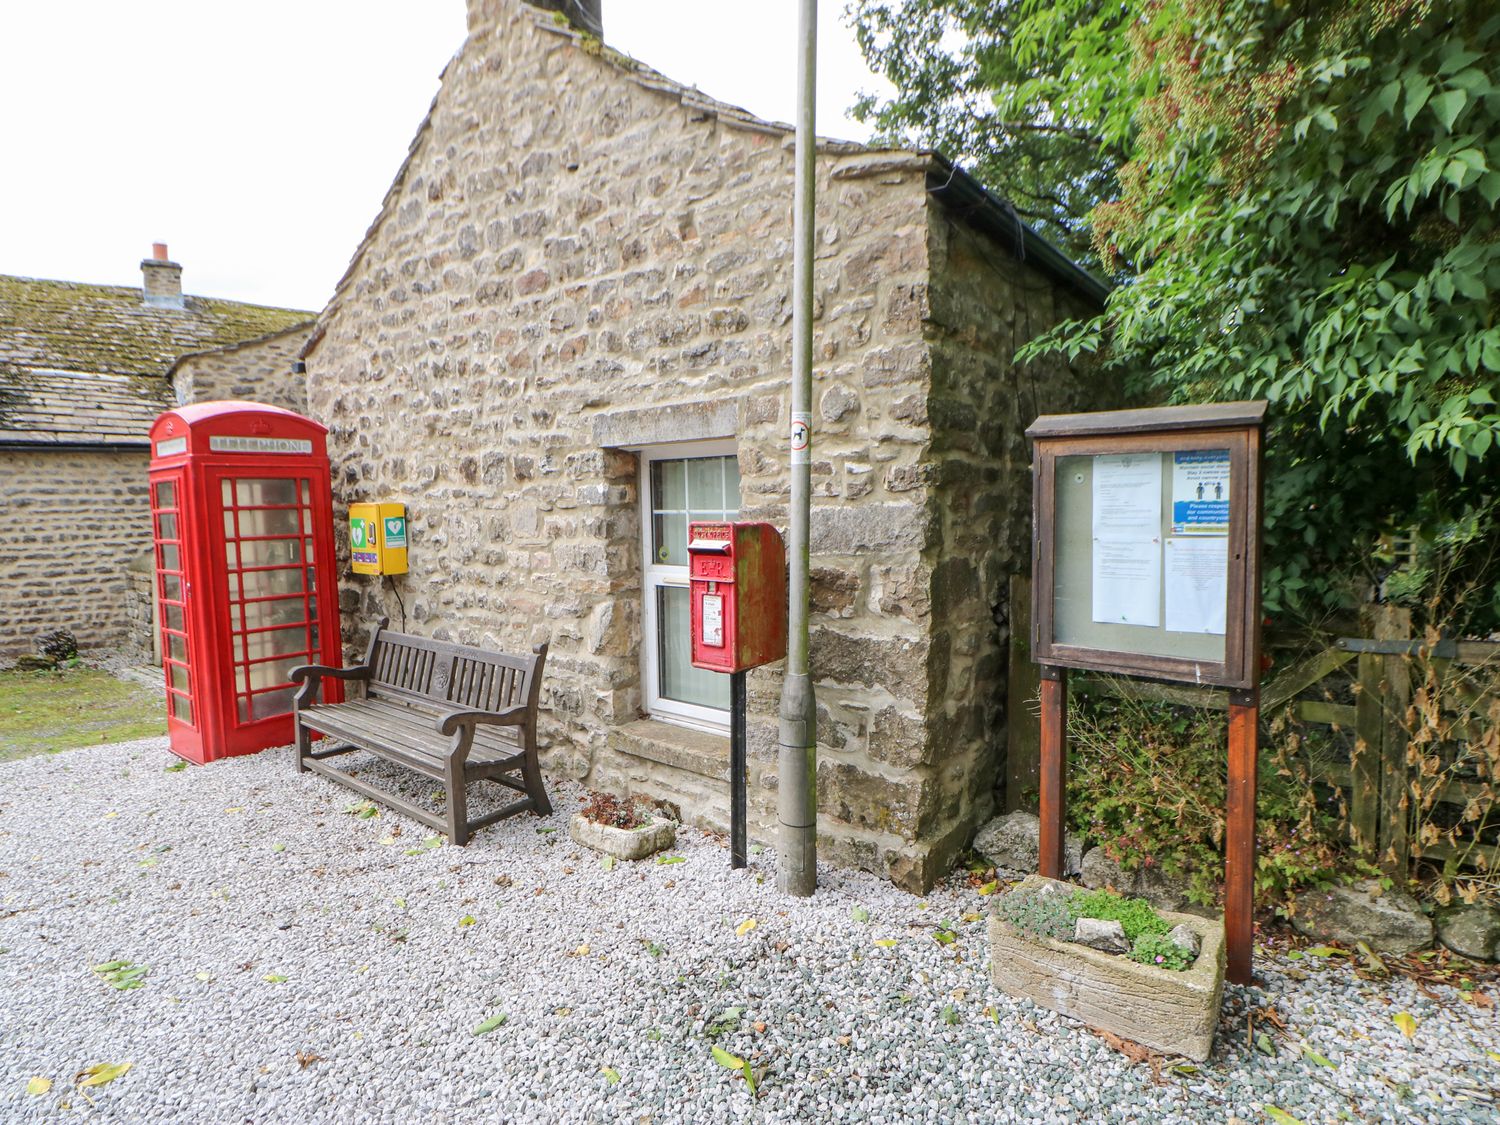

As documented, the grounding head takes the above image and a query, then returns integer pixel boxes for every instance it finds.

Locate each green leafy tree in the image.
[854,0,1500,624]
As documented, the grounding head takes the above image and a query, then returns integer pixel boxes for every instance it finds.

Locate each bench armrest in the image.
[437,704,530,737]
[290,664,371,709]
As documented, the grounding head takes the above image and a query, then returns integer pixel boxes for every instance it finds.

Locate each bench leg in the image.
[445,764,470,846]
[294,715,311,774]
[521,749,552,817]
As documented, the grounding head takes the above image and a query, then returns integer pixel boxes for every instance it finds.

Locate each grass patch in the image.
[0,667,165,762]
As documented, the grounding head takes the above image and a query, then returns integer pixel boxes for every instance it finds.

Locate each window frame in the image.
[637,440,739,732]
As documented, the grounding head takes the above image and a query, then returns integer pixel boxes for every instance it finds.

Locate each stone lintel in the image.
[609,718,729,782]
[592,398,740,450]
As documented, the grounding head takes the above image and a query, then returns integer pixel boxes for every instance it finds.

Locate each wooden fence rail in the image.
[1004,575,1500,875]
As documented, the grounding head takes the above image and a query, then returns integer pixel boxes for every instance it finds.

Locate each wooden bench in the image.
[289,619,550,844]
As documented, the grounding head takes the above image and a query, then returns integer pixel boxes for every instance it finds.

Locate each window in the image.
[640,444,740,728]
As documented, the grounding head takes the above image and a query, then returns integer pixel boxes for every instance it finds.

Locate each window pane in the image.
[652,513,687,566]
[236,508,302,538]
[243,625,309,662]
[657,586,728,709]
[686,458,723,511]
[243,596,308,630]
[651,459,685,510]
[238,539,304,568]
[240,568,304,599]
[156,481,177,508]
[248,655,306,692]
[236,479,300,507]
[723,458,741,512]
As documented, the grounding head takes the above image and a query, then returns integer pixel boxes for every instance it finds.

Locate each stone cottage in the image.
[0,247,314,658]
[303,0,1110,890]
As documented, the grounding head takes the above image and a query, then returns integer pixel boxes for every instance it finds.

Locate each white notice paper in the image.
[1165,537,1228,635]
[701,594,724,647]
[1091,453,1163,627]
[1093,539,1163,627]
[1092,454,1162,540]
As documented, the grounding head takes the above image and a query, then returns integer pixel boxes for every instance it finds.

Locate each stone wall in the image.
[304,0,1101,889]
[173,325,314,413]
[0,448,152,657]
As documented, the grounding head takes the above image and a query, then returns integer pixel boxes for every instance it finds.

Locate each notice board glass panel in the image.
[1053,450,1230,663]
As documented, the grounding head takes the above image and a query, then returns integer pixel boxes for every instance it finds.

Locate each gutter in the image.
[926,156,1112,308]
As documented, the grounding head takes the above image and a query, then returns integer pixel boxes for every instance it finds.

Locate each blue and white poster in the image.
[1171,450,1230,535]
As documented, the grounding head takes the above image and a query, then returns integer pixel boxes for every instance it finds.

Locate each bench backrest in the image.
[361,619,547,720]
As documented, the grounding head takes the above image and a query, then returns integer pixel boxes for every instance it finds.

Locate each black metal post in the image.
[730,670,747,869]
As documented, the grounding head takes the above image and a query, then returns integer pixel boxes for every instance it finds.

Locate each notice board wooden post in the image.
[1027,401,1266,986]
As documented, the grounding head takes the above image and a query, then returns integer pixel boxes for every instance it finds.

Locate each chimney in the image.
[141,242,184,309]
[472,1,601,37]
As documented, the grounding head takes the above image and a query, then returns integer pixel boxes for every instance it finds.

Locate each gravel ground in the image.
[0,737,1494,1124]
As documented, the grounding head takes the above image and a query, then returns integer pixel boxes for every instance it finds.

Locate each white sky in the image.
[0,1,891,312]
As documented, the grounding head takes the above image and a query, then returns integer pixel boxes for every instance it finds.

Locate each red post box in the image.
[147,402,344,764]
[688,521,787,673]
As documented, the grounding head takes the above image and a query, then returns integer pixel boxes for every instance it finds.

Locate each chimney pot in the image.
[142,244,184,309]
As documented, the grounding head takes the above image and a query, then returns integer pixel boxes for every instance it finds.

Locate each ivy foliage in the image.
[854,0,1500,624]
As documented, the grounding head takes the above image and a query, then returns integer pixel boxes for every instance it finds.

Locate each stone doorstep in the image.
[608,718,729,782]
[988,875,1227,1063]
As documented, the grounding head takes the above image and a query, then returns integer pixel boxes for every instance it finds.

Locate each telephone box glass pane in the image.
[239,539,304,567]
[236,479,300,507]
[243,598,308,630]
[168,634,187,662]
[169,694,192,722]
[161,575,183,601]
[240,567,304,599]
[238,507,302,538]
[158,513,178,540]
[164,604,185,631]
[168,663,190,691]
[159,544,180,572]
[244,625,309,662]
[248,656,305,691]
[657,586,728,709]
[156,481,177,508]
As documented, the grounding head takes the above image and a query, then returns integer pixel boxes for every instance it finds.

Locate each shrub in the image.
[34,629,78,665]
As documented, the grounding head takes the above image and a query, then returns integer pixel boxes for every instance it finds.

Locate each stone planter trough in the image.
[988,875,1226,1061]
[569,812,676,861]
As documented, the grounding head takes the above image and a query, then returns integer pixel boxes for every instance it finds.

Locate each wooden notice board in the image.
[1025,400,1268,985]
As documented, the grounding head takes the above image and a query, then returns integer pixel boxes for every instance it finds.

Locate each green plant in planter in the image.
[993,886,1079,942]
[1069,889,1171,942]
[1128,932,1195,972]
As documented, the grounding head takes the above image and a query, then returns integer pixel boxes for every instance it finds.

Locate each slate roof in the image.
[0,274,313,447]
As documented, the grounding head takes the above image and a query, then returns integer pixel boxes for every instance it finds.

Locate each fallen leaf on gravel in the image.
[1393,1011,1417,1039]
[26,1077,52,1095]
[1356,941,1388,977]
[295,1051,323,1069]
[104,812,119,819]
[851,905,870,922]
[752,1021,767,1033]
[75,1063,131,1088]
[1487,1050,1500,1063]
[601,856,615,871]
[1255,1032,1276,1056]
[569,943,591,957]
[710,1046,756,1094]
[976,880,999,896]
[1304,946,1347,957]
[1263,1108,1303,1125]
[735,919,757,937]
[164,762,187,773]
[874,938,898,948]
[933,925,957,945]
[960,912,982,923]
[263,974,288,984]
[378,836,396,846]
[223,807,244,815]
[655,855,685,865]
[92,961,148,990]
[473,1013,508,1035]
[601,1065,620,1085]
[555,1007,573,1017]
[459,916,476,928]
[194,972,212,982]
[1300,1044,1337,1069]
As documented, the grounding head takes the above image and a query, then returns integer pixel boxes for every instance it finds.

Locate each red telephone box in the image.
[688,521,787,673]
[147,402,344,764]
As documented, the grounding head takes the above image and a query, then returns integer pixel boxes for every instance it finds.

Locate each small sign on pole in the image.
[1026,401,1267,985]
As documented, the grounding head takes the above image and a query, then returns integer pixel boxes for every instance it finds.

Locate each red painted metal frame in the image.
[148,402,343,764]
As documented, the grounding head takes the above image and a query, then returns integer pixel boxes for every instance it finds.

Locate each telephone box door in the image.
[151,470,204,763]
